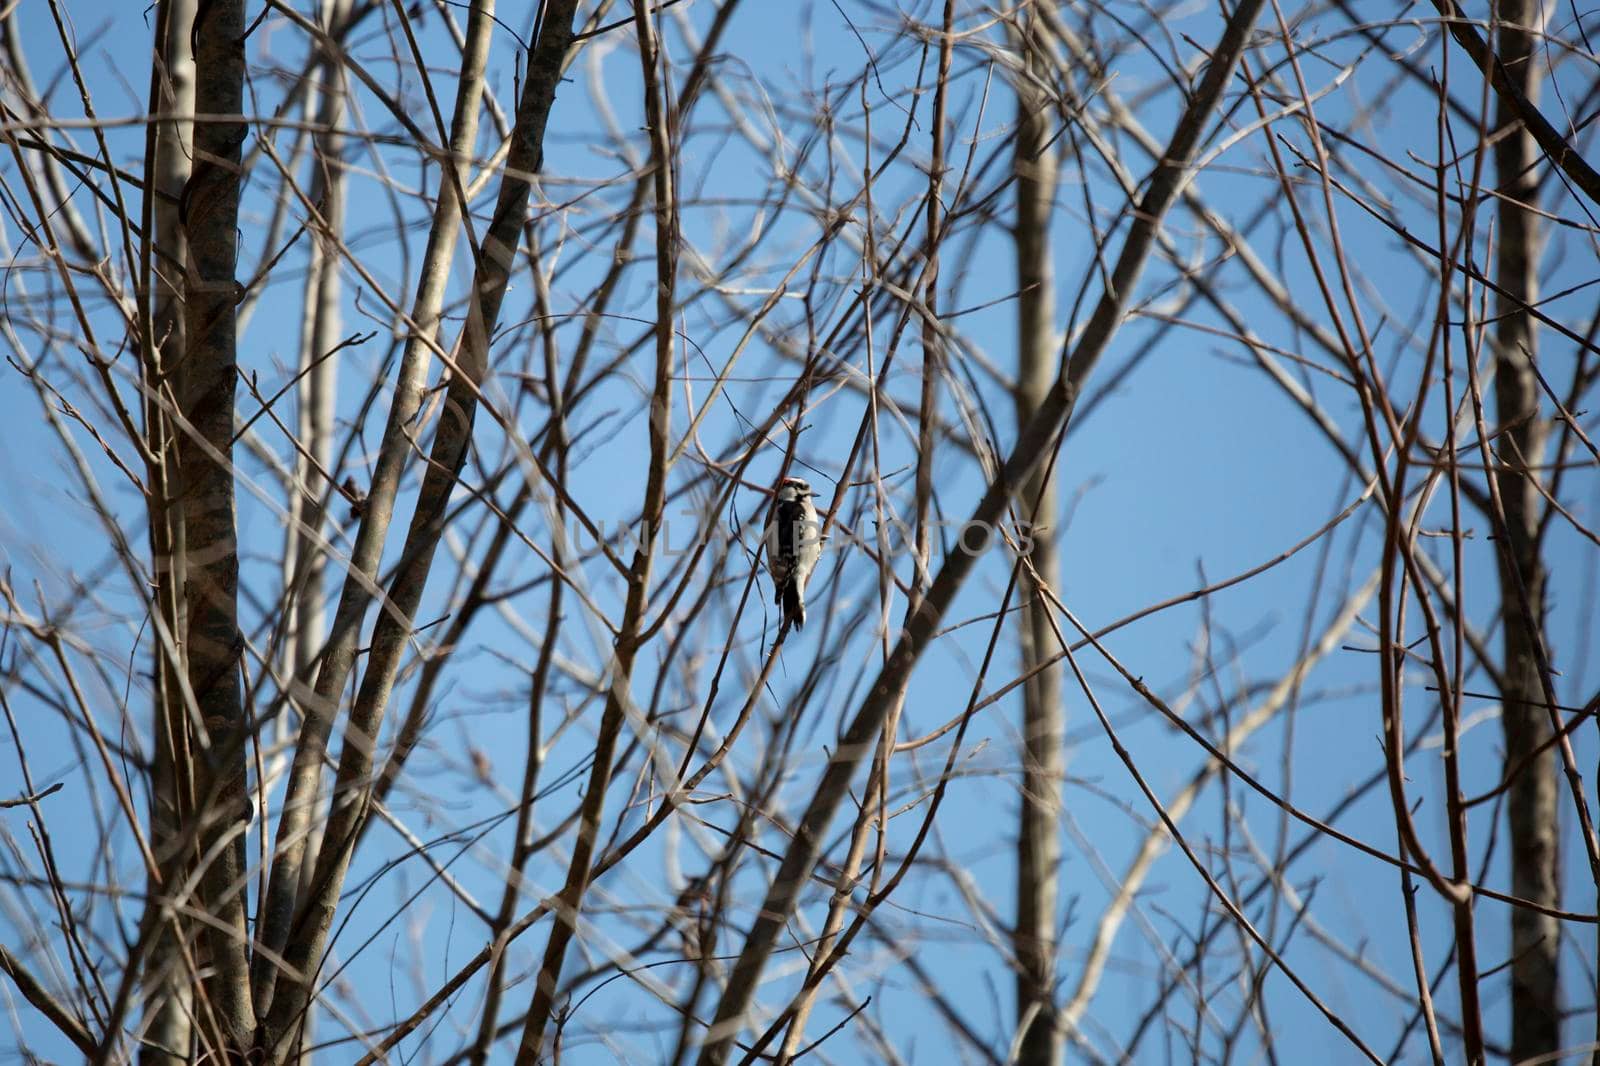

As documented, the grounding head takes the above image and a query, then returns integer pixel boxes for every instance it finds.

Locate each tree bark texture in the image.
[179,0,253,1051]
[1012,8,1065,1063]
[140,0,197,1057]
[1490,0,1559,1058]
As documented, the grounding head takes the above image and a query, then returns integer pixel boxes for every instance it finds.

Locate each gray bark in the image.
[139,1,197,1058]
[1012,9,1064,1062]
[179,0,253,1051]
[1490,1,1559,1057]
[287,0,349,697]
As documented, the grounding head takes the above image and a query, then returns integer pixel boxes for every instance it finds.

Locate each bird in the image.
[764,476,822,630]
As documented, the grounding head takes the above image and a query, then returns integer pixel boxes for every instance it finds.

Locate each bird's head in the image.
[777,476,815,501]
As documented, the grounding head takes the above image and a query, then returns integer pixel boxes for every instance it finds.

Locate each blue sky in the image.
[2,0,1598,1062]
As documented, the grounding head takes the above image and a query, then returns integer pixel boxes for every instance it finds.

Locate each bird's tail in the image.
[782,580,806,630]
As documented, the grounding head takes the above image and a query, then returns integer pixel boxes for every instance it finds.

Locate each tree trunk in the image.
[286,0,349,712]
[1490,0,1559,1058]
[141,0,197,1060]
[1012,8,1064,1065]
[181,0,253,1052]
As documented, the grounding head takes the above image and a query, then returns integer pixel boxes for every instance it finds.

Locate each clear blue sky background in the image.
[2,0,1597,1062]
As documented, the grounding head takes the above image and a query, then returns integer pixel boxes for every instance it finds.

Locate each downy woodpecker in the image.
[765,476,822,629]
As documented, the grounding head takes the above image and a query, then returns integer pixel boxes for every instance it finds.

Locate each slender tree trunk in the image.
[1490,0,1558,1058]
[141,0,197,1060]
[1012,9,1064,1063]
[286,0,349,707]
[181,0,253,1052]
